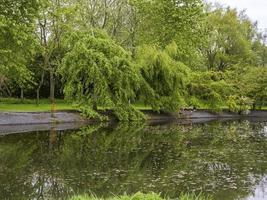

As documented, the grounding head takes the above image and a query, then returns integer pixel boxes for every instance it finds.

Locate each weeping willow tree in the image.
[59,29,144,121]
[136,42,190,112]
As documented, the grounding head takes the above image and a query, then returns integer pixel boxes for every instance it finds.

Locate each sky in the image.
[208,0,267,31]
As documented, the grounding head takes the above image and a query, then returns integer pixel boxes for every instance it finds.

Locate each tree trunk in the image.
[252,103,256,110]
[3,82,11,97]
[92,92,97,111]
[91,83,97,111]
[102,0,108,29]
[20,88,24,102]
[93,100,97,111]
[50,67,55,116]
[36,67,45,106]
[36,89,40,106]
[50,69,55,102]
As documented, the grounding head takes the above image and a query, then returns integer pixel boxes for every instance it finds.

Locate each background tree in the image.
[0,0,39,98]
[203,6,257,71]
[132,0,206,69]
[34,0,76,104]
[67,0,137,50]
[243,67,267,109]
[252,30,267,67]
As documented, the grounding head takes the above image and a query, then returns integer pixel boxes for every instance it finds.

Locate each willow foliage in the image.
[136,42,190,112]
[59,30,144,121]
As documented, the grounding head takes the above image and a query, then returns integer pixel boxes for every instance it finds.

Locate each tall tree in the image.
[35,0,75,104]
[132,0,205,68]
[68,0,137,49]
[252,30,267,67]
[0,0,38,97]
[203,6,257,71]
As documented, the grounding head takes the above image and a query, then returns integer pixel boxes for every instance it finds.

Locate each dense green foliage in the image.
[204,7,256,70]
[0,0,38,96]
[188,71,231,111]
[0,0,266,119]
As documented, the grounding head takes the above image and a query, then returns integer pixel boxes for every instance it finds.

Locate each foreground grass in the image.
[70,192,212,200]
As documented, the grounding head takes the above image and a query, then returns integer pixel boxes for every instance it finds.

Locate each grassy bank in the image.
[0,98,72,112]
[0,98,265,112]
[0,98,151,112]
[70,192,212,200]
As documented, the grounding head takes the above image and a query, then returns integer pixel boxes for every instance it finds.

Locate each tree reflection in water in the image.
[0,120,266,200]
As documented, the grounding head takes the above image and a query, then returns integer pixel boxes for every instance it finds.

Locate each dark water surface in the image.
[0,120,267,200]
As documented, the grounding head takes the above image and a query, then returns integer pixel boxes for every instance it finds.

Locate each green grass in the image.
[132,101,152,110]
[0,98,73,112]
[70,192,212,200]
[0,98,151,112]
[0,103,73,112]
[0,98,265,112]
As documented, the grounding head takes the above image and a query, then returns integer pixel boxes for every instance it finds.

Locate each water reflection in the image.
[0,120,267,200]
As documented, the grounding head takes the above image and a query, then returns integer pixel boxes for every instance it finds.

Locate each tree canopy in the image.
[0,0,38,96]
[0,0,266,119]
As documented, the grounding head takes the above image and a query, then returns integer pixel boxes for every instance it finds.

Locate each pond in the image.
[0,119,267,200]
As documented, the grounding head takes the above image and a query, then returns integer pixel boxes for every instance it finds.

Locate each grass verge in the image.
[0,98,265,112]
[0,98,151,112]
[0,98,72,112]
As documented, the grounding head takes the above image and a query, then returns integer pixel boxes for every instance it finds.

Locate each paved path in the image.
[0,111,86,125]
[0,110,266,135]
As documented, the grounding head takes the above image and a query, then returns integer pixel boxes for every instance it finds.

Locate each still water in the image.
[0,120,267,200]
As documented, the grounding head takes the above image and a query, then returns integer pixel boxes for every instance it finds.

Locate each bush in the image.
[227,95,253,114]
